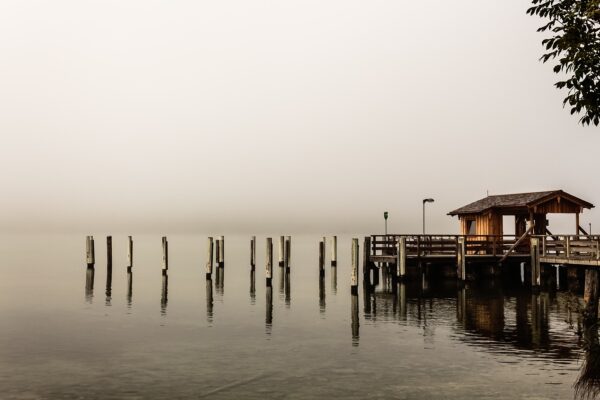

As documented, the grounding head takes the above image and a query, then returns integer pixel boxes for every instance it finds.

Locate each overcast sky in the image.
[0,0,598,234]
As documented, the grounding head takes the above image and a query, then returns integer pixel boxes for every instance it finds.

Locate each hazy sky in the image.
[1,1,598,234]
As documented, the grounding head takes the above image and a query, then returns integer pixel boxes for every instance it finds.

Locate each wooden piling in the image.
[319,240,325,277]
[331,236,338,266]
[584,269,599,323]
[86,236,95,267]
[266,238,273,286]
[206,237,214,279]
[457,236,466,281]
[351,238,359,294]
[106,236,112,268]
[162,236,168,271]
[218,236,224,268]
[127,236,133,269]
[363,236,371,283]
[215,238,220,265]
[285,236,291,273]
[397,236,406,280]
[530,237,541,288]
[250,236,256,271]
[322,236,326,264]
[278,236,285,267]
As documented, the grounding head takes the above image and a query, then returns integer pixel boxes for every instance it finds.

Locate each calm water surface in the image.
[0,234,595,399]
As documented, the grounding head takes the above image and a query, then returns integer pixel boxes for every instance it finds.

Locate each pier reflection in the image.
[319,276,326,315]
[250,270,256,305]
[105,264,112,307]
[266,285,273,334]
[85,266,95,303]
[206,278,213,323]
[331,266,337,295]
[126,268,133,308]
[284,270,291,307]
[161,271,168,316]
[351,294,359,346]
[215,267,224,296]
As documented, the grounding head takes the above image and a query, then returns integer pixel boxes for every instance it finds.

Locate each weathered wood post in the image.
[86,236,95,267]
[215,237,220,265]
[319,240,325,277]
[266,238,273,287]
[584,268,599,323]
[106,236,112,296]
[285,236,291,273]
[206,237,214,279]
[351,238,359,294]
[363,236,371,284]
[331,236,338,267]
[397,236,406,280]
[278,236,285,267]
[530,237,541,288]
[457,236,466,281]
[250,236,256,271]
[218,236,225,268]
[206,278,213,322]
[162,236,168,272]
[351,291,359,345]
[566,235,571,259]
[127,236,133,270]
[126,268,133,305]
[322,236,326,264]
[161,271,168,314]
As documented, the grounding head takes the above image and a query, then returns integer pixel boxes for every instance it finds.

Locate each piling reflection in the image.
[575,323,600,400]
[331,266,337,295]
[351,294,359,346]
[284,270,291,307]
[206,278,213,323]
[126,268,133,308]
[266,285,273,334]
[215,267,224,296]
[161,271,168,316]
[105,265,112,307]
[319,276,326,315]
[85,266,95,303]
[250,270,256,305]
[278,267,285,299]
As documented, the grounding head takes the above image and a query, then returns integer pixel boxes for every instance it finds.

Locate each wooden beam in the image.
[500,226,534,262]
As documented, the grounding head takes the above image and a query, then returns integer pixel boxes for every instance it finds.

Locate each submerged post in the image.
[397,236,406,280]
[218,236,225,268]
[332,236,338,267]
[162,236,168,271]
[278,236,285,267]
[86,236,95,267]
[530,237,541,288]
[206,237,214,279]
[127,236,133,270]
[266,238,273,286]
[351,238,359,294]
[457,236,466,281]
[319,240,325,277]
[250,236,256,271]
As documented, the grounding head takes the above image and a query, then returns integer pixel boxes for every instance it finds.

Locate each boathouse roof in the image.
[448,190,594,216]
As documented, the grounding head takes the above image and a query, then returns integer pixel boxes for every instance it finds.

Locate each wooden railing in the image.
[538,235,600,260]
[370,234,528,258]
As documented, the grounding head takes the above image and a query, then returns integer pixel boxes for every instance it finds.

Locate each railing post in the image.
[492,236,497,257]
[566,236,571,258]
[541,235,546,256]
[457,236,466,281]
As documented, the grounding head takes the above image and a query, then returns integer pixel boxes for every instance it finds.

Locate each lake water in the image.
[0,234,596,399]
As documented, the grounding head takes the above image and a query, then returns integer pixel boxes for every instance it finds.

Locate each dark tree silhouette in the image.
[528,0,600,126]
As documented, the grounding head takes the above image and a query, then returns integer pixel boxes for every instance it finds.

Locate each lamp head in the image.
[423,198,435,204]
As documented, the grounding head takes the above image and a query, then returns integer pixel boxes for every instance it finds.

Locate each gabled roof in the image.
[448,190,594,216]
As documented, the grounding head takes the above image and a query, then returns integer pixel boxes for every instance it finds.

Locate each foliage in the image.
[528,0,600,126]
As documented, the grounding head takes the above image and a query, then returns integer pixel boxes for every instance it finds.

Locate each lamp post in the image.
[422,198,434,234]
[384,211,389,236]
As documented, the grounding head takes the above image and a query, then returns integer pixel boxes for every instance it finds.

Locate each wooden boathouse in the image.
[365,190,597,288]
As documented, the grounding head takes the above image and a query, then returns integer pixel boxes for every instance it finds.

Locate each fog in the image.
[0,0,597,233]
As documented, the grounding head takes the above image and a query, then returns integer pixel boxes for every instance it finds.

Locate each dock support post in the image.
[86,236,95,267]
[266,238,273,287]
[162,236,169,271]
[332,236,338,266]
[397,236,406,280]
[206,237,214,279]
[218,236,224,268]
[351,238,359,294]
[250,236,256,271]
[319,239,325,277]
[530,237,541,289]
[278,236,285,267]
[106,236,112,268]
[363,237,371,284]
[457,237,466,281]
[584,269,599,323]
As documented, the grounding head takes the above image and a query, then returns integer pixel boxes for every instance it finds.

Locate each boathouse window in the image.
[466,219,476,235]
